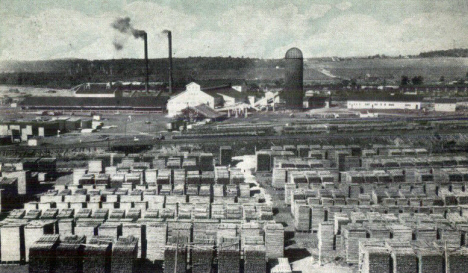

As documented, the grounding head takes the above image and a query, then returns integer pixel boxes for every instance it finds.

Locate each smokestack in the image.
[167,31,173,94]
[111,17,149,92]
[143,32,149,93]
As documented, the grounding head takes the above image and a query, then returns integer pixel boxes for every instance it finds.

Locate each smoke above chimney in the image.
[111,17,146,51]
[111,17,149,92]
[112,40,124,51]
[112,17,146,38]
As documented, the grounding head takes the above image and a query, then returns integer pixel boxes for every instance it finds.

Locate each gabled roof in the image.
[203,86,246,99]
[169,85,222,101]
[187,104,225,119]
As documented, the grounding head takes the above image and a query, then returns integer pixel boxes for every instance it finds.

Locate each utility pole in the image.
[445,240,448,273]
[174,231,180,273]
[124,117,127,138]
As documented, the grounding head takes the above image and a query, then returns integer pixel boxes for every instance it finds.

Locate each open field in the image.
[312,57,468,82]
[0,85,73,98]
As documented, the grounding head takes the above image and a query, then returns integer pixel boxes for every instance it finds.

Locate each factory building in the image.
[167,83,221,116]
[73,83,123,98]
[20,96,167,112]
[347,96,422,110]
[303,96,330,109]
[167,82,248,117]
[434,98,457,112]
[281,47,304,110]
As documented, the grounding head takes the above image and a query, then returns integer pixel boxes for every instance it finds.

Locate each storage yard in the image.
[0,127,467,273]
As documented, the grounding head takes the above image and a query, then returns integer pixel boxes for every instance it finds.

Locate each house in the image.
[347,96,422,110]
[434,98,457,112]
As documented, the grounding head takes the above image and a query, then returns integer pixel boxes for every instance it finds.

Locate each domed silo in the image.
[283,47,304,109]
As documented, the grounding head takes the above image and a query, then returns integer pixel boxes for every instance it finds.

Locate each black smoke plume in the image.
[113,40,124,51]
[111,17,146,50]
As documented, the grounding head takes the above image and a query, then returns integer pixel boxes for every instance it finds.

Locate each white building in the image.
[167,83,221,116]
[347,97,421,110]
[434,98,457,112]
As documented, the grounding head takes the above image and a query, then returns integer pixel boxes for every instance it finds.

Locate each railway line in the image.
[0,129,467,156]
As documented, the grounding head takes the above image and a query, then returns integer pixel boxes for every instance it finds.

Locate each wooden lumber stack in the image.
[218,237,240,273]
[244,245,266,273]
[146,222,167,261]
[111,236,138,273]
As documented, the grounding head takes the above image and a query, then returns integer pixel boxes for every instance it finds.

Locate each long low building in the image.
[347,96,422,110]
[20,96,168,112]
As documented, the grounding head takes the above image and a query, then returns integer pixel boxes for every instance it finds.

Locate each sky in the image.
[1,0,468,61]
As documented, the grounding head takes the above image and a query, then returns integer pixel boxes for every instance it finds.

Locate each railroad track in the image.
[1,130,467,153]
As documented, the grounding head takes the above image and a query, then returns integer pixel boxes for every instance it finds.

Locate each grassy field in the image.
[310,57,468,82]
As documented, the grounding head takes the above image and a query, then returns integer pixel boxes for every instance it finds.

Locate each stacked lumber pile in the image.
[416,248,444,273]
[201,172,215,185]
[192,235,215,273]
[447,248,468,273]
[244,245,266,273]
[40,209,58,219]
[218,237,240,273]
[343,224,367,264]
[264,223,284,259]
[389,224,413,241]
[126,209,141,220]
[83,239,112,273]
[365,223,390,239]
[318,222,334,261]
[294,201,310,232]
[439,227,462,247]
[386,241,417,273]
[226,204,242,220]
[111,236,138,273]
[146,222,167,261]
[359,240,390,273]
[75,208,92,219]
[55,236,85,273]
[122,223,143,258]
[144,209,159,219]
[29,235,60,273]
[310,205,325,231]
[415,225,437,242]
[164,237,187,273]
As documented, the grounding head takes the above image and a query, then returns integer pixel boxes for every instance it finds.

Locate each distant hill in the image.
[0,57,330,89]
[1,55,468,89]
[419,48,468,58]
